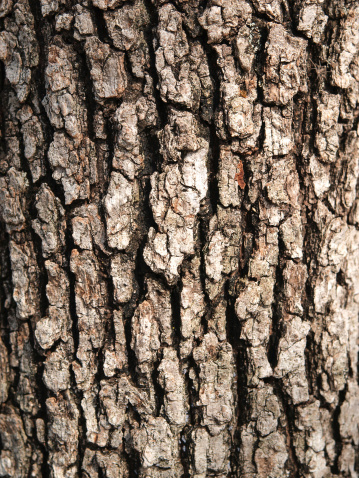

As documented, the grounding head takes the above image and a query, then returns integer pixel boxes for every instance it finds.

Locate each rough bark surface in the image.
[0,0,359,477]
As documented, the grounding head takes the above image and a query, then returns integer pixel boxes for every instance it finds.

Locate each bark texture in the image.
[0,0,359,477]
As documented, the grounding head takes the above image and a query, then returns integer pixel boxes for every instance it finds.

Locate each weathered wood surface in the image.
[0,0,359,476]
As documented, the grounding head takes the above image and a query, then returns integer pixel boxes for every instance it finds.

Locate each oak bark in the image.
[1,0,359,477]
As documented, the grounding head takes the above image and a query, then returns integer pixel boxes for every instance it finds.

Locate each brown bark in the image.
[0,0,359,477]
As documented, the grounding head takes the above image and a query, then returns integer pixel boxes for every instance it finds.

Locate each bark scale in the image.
[0,0,359,477]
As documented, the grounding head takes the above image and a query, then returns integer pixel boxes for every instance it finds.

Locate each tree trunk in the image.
[1,0,359,476]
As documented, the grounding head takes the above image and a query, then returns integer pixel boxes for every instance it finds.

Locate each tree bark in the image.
[1,0,359,476]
